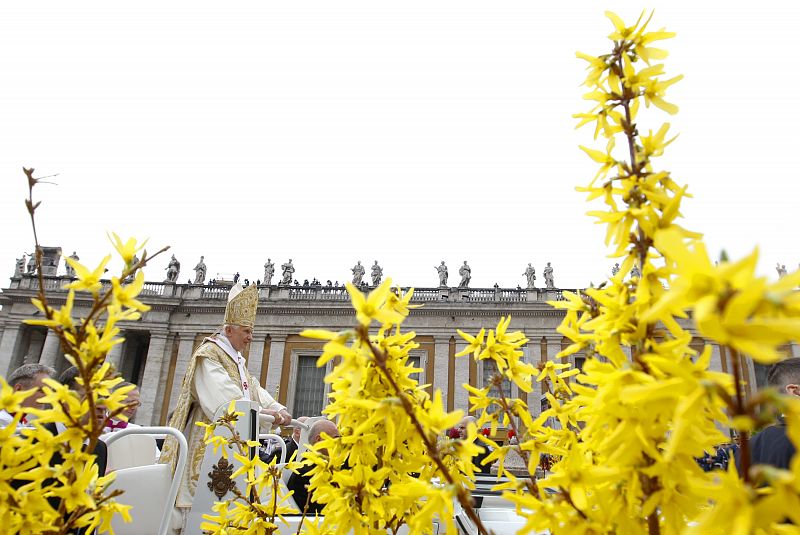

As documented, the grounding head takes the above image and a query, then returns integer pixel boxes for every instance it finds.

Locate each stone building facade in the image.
[0,273,791,426]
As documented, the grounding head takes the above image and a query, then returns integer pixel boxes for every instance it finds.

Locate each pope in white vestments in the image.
[160,283,290,508]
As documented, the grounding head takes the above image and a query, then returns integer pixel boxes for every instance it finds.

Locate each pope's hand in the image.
[278,409,292,425]
[261,408,292,426]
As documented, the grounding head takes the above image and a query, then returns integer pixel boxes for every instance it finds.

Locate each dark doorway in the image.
[119,331,151,385]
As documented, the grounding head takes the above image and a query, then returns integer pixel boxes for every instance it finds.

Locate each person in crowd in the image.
[696,443,736,472]
[0,363,55,429]
[287,419,339,514]
[100,382,161,471]
[160,283,291,512]
[455,415,493,474]
[102,381,141,432]
[738,357,800,473]
[60,365,108,430]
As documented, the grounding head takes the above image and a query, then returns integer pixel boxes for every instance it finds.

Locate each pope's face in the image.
[226,325,253,352]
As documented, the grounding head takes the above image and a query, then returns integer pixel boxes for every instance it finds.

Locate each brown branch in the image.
[294,489,313,535]
[21,168,173,533]
[614,43,663,535]
[490,370,539,498]
[728,347,751,484]
[358,325,492,535]
[559,487,589,520]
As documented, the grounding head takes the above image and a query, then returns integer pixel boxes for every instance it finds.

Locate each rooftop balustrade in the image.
[6,274,571,303]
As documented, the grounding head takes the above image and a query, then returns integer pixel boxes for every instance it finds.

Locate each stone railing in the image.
[24,276,65,292]
[7,275,573,303]
[200,285,232,300]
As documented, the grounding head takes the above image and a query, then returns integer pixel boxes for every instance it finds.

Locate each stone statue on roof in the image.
[371,261,383,286]
[458,261,471,288]
[280,259,295,285]
[166,255,180,283]
[193,256,207,284]
[263,259,275,286]
[435,261,448,287]
[523,263,536,289]
[543,262,555,289]
[351,261,365,285]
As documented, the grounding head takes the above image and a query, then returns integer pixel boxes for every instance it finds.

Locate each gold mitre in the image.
[224,283,258,328]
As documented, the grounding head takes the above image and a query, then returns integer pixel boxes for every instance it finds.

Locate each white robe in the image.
[173,334,285,508]
[192,337,283,424]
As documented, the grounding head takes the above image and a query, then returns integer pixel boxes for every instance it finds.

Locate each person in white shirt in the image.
[0,363,55,430]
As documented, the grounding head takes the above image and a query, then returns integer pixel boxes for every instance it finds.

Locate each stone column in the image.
[137,332,168,426]
[25,331,46,365]
[248,336,265,379]
[433,335,450,404]
[265,335,286,401]
[168,336,196,414]
[39,330,63,368]
[106,332,125,368]
[453,339,470,413]
[0,324,22,376]
[707,344,725,373]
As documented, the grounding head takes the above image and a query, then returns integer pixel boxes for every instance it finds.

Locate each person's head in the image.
[59,365,82,394]
[8,363,55,410]
[456,415,478,439]
[292,416,309,443]
[309,419,339,453]
[767,358,800,396]
[116,381,141,421]
[224,324,253,352]
[59,365,108,425]
[222,283,258,352]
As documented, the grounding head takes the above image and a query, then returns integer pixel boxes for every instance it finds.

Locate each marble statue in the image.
[611,263,620,276]
[458,261,471,288]
[14,255,25,277]
[351,261,365,285]
[65,251,79,278]
[777,263,788,278]
[263,258,275,286]
[523,263,536,289]
[543,262,555,289]
[193,256,207,284]
[26,254,36,274]
[165,255,180,283]
[371,261,383,286]
[631,264,641,279]
[280,259,295,285]
[435,261,448,287]
[125,255,139,283]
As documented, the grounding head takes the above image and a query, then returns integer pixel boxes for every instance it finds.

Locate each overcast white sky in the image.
[1,1,798,291]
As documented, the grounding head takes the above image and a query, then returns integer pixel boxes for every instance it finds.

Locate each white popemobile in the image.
[100,400,533,535]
